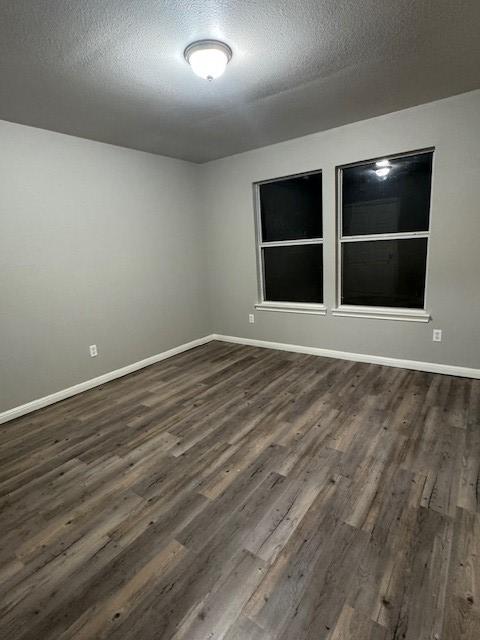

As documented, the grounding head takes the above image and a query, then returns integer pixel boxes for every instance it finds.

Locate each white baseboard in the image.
[212,334,480,379]
[2,331,478,425]
[0,335,216,425]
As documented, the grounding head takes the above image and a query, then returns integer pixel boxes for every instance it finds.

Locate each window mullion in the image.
[260,238,323,248]
[340,231,429,243]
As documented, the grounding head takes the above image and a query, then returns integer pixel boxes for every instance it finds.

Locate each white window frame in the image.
[254,170,326,315]
[332,149,434,323]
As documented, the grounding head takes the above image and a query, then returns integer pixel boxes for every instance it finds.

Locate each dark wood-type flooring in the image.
[0,341,479,639]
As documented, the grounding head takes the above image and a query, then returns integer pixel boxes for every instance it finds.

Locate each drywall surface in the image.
[201,90,480,369]
[0,121,208,411]
[2,90,480,413]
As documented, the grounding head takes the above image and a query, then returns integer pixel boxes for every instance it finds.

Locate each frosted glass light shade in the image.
[184,40,232,81]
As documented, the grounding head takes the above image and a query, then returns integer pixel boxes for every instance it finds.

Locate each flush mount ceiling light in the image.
[184,40,232,81]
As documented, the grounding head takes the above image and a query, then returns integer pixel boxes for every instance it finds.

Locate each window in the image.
[255,171,324,314]
[334,150,433,321]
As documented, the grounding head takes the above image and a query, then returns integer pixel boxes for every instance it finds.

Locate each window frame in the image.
[254,169,326,315]
[333,148,434,322]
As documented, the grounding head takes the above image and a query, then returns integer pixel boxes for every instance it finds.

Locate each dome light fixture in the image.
[184,40,232,81]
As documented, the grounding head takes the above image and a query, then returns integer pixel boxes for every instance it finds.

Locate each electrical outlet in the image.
[249,313,255,324]
[89,344,98,357]
[432,329,442,343]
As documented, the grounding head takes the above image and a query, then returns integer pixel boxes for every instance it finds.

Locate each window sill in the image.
[255,302,327,316]
[331,306,431,323]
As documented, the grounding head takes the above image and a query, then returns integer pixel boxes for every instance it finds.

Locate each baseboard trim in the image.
[212,334,480,379]
[2,332,478,425]
[0,334,216,425]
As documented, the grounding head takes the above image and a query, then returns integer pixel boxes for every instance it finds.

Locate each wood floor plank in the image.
[328,604,387,640]
[371,506,453,639]
[59,539,187,640]
[0,341,478,640]
[223,614,271,640]
[443,507,480,640]
[170,549,266,640]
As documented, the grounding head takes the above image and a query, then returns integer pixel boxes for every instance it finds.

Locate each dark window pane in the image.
[342,152,432,236]
[260,173,322,242]
[342,238,427,308]
[264,244,323,303]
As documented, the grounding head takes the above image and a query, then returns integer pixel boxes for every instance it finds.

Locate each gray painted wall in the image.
[0,120,209,411]
[201,90,480,369]
[2,90,479,413]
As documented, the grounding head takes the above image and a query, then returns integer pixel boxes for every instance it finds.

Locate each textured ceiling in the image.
[1,1,479,163]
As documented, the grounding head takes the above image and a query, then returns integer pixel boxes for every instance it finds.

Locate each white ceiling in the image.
[1,1,479,163]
